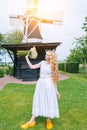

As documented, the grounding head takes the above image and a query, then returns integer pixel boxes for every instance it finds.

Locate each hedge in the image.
[59,62,79,73]
[58,63,65,71]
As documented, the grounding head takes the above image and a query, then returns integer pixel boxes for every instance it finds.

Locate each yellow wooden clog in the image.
[46,120,53,129]
[21,121,36,129]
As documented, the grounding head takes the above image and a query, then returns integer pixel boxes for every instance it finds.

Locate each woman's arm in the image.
[56,91,61,98]
[25,54,41,69]
[55,86,61,98]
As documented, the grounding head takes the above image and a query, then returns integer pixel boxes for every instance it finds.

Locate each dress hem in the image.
[32,113,59,119]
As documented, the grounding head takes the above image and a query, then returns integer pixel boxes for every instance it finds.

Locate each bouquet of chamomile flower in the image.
[17,46,38,59]
[28,46,38,59]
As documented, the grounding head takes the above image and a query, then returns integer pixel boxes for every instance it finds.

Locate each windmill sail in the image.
[9,0,63,43]
[26,20,42,39]
[22,18,43,43]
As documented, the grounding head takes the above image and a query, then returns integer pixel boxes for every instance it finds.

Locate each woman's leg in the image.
[46,117,51,121]
[29,115,36,123]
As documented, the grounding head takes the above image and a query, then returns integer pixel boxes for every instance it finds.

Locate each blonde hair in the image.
[46,51,59,85]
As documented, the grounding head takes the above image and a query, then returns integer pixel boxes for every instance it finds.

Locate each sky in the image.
[0,0,87,61]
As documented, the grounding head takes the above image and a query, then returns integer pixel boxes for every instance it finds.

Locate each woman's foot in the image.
[21,121,36,129]
[46,119,53,129]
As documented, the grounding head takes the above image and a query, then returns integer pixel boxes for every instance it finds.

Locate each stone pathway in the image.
[0,74,69,90]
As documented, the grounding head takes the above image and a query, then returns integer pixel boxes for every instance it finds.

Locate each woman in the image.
[21,51,60,129]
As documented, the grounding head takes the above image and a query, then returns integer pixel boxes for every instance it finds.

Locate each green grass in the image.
[0,73,87,130]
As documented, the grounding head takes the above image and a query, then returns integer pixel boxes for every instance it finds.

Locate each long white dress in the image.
[32,60,59,119]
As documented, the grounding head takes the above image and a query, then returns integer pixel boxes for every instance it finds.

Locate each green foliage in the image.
[67,17,87,64]
[17,50,28,57]
[17,50,32,57]
[0,30,23,62]
[67,35,87,64]
[65,63,79,73]
[66,48,83,63]
[4,65,13,75]
[58,63,65,71]
[0,33,4,60]
[0,65,13,77]
[3,29,23,44]
[0,68,4,77]
[0,33,4,42]
[82,16,87,32]
[75,36,87,60]
[79,67,86,74]
[59,62,79,73]
[0,73,87,130]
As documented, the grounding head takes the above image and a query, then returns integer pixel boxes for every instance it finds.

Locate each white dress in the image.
[32,60,59,119]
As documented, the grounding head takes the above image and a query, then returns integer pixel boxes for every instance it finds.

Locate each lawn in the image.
[0,73,87,130]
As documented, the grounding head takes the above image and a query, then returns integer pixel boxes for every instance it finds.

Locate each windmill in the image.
[2,0,64,81]
[9,0,64,43]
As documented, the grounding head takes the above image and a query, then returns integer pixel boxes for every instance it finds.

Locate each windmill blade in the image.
[39,10,64,25]
[26,0,39,16]
[25,0,64,25]
[9,15,24,26]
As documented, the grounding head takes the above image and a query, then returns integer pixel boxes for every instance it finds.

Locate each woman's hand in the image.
[25,54,29,58]
[56,91,61,99]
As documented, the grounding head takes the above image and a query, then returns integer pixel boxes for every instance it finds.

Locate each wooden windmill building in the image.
[2,0,63,81]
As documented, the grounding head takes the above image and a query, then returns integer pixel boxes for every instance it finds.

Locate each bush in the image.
[58,62,79,73]
[79,67,86,74]
[5,65,13,75]
[66,63,79,73]
[58,63,65,71]
[0,68,4,77]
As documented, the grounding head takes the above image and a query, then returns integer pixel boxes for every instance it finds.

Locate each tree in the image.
[0,33,4,62]
[66,48,83,63]
[67,17,87,74]
[67,35,87,63]
[0,33,4,42]
[3,29,23,44]
[81,17,87,74]
[75,36,87,62]
[0,29,23,65]
[82,16,87,32]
